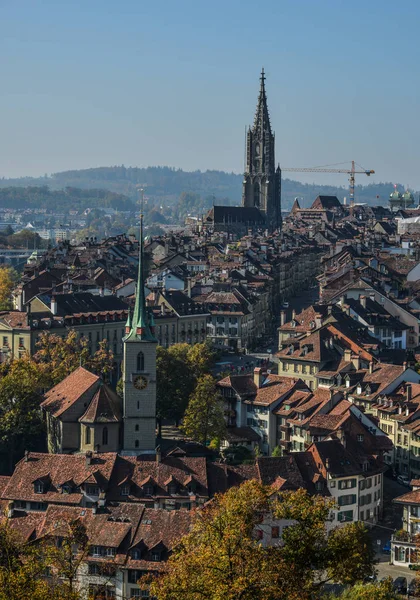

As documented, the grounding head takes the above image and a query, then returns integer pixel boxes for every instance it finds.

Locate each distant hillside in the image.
[0,166,414,211]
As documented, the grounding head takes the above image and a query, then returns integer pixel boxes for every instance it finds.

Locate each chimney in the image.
[292,309,296,320]
[344,348,351,363]
[7,501,14,519]
[403,361,407,370]
[156,446,161,464]
[92,503,98,515]
[24,450,29,462]
[160,303,165,316]
[280,311,286,326]
[254,367,264,389]
[186,277,192,298]
[369,361,374,374]
[85,451,93,466]
[407,384,412,402]
[340,295,346,306]
[325,458,330,470]
[327,305,332,315]
[315,313,322,328]
[51,296,57,315]
[369,292,375,302]
[352,354,360,371]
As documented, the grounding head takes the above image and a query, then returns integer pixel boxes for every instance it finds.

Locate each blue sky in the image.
[1,0,419,189]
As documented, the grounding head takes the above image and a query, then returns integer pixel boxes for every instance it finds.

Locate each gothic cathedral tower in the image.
[122,214,157,454]
[242,68,282,229]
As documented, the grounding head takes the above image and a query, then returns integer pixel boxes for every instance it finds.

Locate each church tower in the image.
[122,213,157,454]
[242,68,282,229]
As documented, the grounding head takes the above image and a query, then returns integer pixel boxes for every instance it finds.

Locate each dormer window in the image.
[131,548,141,560]
[86,485,99,496]
[143,484,154,496]
[121,484,130,496]
[356,385,362,395]
[168,483,177,495]
[151,551,161,562]
[62,484,71,494]
[106,547,116,557]
[34,481,44,494]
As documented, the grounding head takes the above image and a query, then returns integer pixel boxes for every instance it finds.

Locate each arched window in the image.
[135,440,139,448]
[102,427,108,446]
[137,352,144,371]
[135,424,139,432]
[85,426,91,445]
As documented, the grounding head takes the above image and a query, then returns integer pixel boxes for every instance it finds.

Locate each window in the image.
[151,552,161,562]
[121,485,130,496]
[137,352,145,371]
[131,551,142,562]
[85,426,91,445]
[86,485,99,496]
[338,510,353,522]
[168,484,177,495]
[18,337,24,348]
[106,547,116,557]
[143,485,154,496]
[271,526,279,539]
[135,424,139,431]
[89,563,102,575]
[34,481,44,494]
[91,546,102,557]
[330,481,336,488]
[338,479,356,490]
[102,427,108,446]
[357,434,364,442]
[135,440,139,448]
[2,337,7,347]
[338,494,357,507]
[255,529,263,540]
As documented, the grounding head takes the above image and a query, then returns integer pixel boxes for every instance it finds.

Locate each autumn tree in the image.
[181,374,226,446]
[146,482,377,600]
[0,520,81,600]
[329,579,400,599]
[34,330,114,387]
[0,266,17,310]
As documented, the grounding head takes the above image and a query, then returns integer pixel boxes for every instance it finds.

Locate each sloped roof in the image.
[41,367,100,418]
[79,384,122,424]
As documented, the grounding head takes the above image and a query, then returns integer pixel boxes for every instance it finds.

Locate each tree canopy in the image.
[145,482,377,600]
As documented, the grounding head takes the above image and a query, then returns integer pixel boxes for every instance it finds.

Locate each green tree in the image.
[0,267,17,310]
[155,344,197,433]
[181,374,226,445]
[0,355,46,471]
[271,445,282,457]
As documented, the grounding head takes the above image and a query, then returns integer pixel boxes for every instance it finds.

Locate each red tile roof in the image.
[79,384,122,423]
[41,367,100,418]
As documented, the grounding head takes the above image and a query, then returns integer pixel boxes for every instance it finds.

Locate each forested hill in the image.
[0,165,409,210]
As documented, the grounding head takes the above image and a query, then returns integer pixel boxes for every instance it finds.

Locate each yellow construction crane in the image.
[282,160,375,206]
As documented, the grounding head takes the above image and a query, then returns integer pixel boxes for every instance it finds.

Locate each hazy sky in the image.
[1,0,419,189]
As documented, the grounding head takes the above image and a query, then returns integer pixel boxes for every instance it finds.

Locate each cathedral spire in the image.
[253,67,272,135]
[125,212,156,342]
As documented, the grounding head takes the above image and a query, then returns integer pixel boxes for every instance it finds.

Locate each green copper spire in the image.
[125,211,157,342]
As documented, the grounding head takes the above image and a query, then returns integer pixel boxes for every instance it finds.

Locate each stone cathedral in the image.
[242,68,282,229]
[204,68,282,232]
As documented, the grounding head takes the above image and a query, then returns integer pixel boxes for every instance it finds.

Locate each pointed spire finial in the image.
[124,187,157,343]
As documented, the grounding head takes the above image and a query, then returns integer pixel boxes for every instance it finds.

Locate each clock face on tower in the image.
[133,375,148,390]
